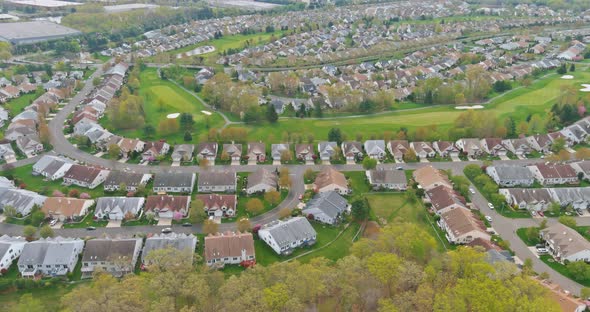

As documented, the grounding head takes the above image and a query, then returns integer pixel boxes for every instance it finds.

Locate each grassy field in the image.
[4,91,44,116]
[229,71,590,142]
[100,68,225,143]
[539,255,590,287]
[366,193,451,251]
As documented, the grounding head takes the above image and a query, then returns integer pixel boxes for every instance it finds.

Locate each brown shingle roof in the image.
[41,197,90,217]
[145,195,190,213]
[314,167,347,190]
[204,231,254,262]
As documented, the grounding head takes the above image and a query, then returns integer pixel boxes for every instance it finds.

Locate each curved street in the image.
[0,63,580,296]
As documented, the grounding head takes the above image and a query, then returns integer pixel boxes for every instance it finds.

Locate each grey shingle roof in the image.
[263,217,316,249]
[95,197,145,217]
[492,166,534,180]
[198,171,236,187]
[303,191,348,220]
[154,172,195,188]
[142,233,197,261]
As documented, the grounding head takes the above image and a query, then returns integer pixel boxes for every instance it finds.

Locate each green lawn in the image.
[1,165,108,199]
[539,255,590,287]
[231,189,288,223]
[516,227,541,246]
[254,222,354,266]
[228,71,590,143]
[0,282,84,311]
[345,171,370,196]
[100,68,225,143]
[366,193,451,251]
[4,91,44,116]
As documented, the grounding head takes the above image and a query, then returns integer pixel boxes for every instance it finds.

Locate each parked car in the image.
[576,209,584,216]
[181,223,192,227]
[487,203,494,209]
[86,226,96,231]
[395,166,403,170]
[538,211,545,217]
[536,247,549,255]
[161,228,172,234]
[49,219,58,226]
[531,211,537,217]
[469,188,475,194]
[485,216,492,222]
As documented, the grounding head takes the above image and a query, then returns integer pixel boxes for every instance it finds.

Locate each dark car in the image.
[86,226,96,231]
[181,223,192,227]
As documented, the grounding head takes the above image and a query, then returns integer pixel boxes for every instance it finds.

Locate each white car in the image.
[49,219,58,226]
[469,188,475,194]
[485,216,492,222]
[161,228,172,234]
[487,202,495,209]
[536,248,549,254]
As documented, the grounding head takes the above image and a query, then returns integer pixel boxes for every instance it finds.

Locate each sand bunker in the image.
[201,110,212,115]
[561,75,574,79]
[167,113,180,119]
[177,45,215,59]
[580,84,590,92]
[455,105,484,110]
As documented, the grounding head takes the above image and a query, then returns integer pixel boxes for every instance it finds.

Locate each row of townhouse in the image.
[1,234,197,279]
[413,166,491,245]
[487,162,581,187]
[500,187,590,211]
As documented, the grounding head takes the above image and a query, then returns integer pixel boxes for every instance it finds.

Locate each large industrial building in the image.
[0,21,81,45]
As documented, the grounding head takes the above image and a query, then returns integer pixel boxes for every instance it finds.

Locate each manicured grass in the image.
[232,189,288,223]
[100,68,225,143]
[4,91,44,116]
[0,282,82,311]
[345,171,370,196]
[516,227,541,246]
[228,71,590,142]
[366,193,451,251]
[1,164,108,199]
[540,255,590,287]
[254,222,351,266]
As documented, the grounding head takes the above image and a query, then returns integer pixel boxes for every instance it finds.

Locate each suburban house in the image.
[0,177,13,188]
[318,141,337,161]
[295,144,315,162]
[94,197,145,220]
[432,141,461,157]
[142,141,170,162]
[204,232,255,268]
[258,217,317,255]
[63,165,110,189]
[387,140,410,162]
[455,138,484,158]
[145,195,190,219]
[0,235,27,272]
[571,161,590,181]
[142,233,198,265]
[32,155,74,181]
[302,191,349,225]
[499,188,553,211]
[104,171,152,192]
[410,141,436,159]
[271,144,290,162]
[526,163,578,185]
[526,134,553,153]
[364,140,386,160]
[41,197,95,222]
[246,142,266,163]
[540,223,590,263]
[16,136,43,156]
[480,138,507,156]
[197,194,237,218]
[222,143,242,162]
[246,168,278,194]
[18,237,84,278]
[438,208,491,245]
[171,144,194,162]
[549,187,590,209]
[412,165,452,191]
[424,185,468,215]
[0,187,47,216]
[117,138,145,158]
[196,142,218,162]
[81,238,143,278]
[366,169,407,190]
[153,172,195,193]
[502,138,532,156]
[313,167,350,195]
[341,141,363,162]
[0,142,16,163]
[197,171,236,193]
[486,165,535,187]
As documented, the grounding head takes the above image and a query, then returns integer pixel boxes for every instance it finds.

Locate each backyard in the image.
[100,68,225,143]
[366,193,451,251]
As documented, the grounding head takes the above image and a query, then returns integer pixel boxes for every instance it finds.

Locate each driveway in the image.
[419,158,429,163]
[499,155,510,160]
[157,218,172,226]
[106,220,121,228]
[450,156,461,162]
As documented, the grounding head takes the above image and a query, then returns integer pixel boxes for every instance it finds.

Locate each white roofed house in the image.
[258,217,317,255]
[364,140,386,160]
[18,237,84,278]
[271,144,290,162]
[486,165,535,187]
[0,141,16,163]
[302,191,349,225]
[502,138,532,156]
[32,155,74,181]
[16,136,43,157]
[561,125,587,144]
[366,169,407,190]
[0,235,27,272]
[540,223,590,263]
[0,187,47,216]
[318,141,337,162]
[94,197,145,221]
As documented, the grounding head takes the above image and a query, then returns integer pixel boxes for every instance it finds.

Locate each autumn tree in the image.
[236,218,251,232]
[23,225,36,241]
[246,198,264,214]
[264,190,281,205]
[39,225,55,238]
[278,167,291,189]
[108,143,121,159]
[575,147,590,160]
[278,207,292,219]
[403,148,417,162]
[362,157,377,170]
[203,219,218,235]
[189,198,206,224]
[280,150,293,163]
